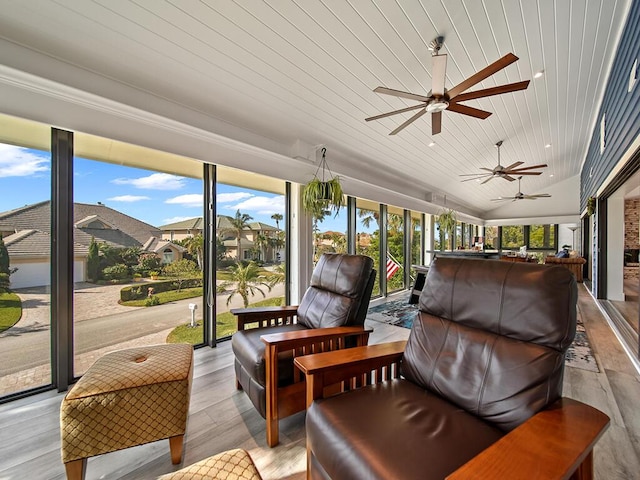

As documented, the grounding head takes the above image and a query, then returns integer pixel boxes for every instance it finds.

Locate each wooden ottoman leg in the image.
[64,458,87,480]
[169,435,184,464]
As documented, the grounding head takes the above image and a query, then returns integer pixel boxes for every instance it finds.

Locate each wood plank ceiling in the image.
[0,0,631,216]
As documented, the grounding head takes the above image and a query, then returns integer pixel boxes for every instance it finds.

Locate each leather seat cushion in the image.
[231,323,309,386]
[306,379,504,480]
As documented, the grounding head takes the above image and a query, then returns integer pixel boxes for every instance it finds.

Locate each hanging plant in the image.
[436,209,458,250]
[586,196,596,216]
[302,147,344,217]
[436,209,457,234]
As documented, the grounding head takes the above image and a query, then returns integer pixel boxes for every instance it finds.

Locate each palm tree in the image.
[227,210,253,260]
[182,234,203,270]
[358,208,379,229]
[220,261,272,308]
[254,232,270,261]
[271,213,283,230]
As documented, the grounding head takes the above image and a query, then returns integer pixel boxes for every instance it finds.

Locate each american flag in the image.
[386,257,400,280]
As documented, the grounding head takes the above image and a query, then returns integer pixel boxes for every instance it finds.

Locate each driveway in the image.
[0,280,285,382]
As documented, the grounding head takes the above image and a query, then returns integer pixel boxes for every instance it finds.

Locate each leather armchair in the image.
[296,257,610,480]
[231,253,376,447]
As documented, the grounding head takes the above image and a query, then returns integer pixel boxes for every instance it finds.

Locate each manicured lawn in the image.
[0,292,22,333]
[167,296,285,344]
[120,287,203,306]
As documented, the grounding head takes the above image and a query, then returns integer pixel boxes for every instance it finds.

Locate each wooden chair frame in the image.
[232,306,371,447]
[295,342,610,480]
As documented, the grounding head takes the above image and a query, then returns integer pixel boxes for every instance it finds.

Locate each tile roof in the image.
[158,217,204,230]
[0,201,162,254]
[4,229,89,257]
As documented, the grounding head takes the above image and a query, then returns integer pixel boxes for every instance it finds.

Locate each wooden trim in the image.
[262,326,372,447]
[231,305,299,330]
[295,341,406,407]
[446,398,610,480]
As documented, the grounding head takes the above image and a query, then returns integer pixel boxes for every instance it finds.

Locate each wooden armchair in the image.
[231,253,376,447]
[294,258,610,480]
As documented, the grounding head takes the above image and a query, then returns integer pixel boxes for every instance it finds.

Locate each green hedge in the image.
[120,277,203,302]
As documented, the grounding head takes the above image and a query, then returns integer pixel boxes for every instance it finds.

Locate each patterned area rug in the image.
[367,297,599,373]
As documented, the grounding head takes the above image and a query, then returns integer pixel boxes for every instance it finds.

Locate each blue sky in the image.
[0,144,289,228]
[0,143,350,232]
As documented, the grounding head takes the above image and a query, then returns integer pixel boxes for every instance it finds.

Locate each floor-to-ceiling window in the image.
[215,166,287,340]
[386,206,404,293]
[0,115,52,397]
[356,199,381,297]
[72,134,206,375]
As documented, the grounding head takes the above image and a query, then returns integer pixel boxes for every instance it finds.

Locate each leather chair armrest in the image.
[294,341,407,406]
[230,305,299,330]
[446,397,610,480]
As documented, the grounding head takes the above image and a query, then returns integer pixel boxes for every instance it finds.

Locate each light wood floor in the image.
[1,285,639,479]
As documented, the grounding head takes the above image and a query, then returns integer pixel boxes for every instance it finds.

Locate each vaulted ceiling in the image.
[0,0,631,218]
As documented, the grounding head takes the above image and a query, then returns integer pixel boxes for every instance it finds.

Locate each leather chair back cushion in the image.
[419,257,577,350]
[298,254,374,329]
[405,257,578,431]
[401,313,565,431]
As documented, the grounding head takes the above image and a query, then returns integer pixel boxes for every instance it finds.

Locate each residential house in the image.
[0,201,184,288]
[160,216,281,261]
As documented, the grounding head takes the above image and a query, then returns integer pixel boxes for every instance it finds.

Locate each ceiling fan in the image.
[491,176,551,202]
[460,140,548,184]
[365,37,530,135]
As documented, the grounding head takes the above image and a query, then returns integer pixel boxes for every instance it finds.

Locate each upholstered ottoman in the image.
[60,343,194,480]
[158,449,262,480]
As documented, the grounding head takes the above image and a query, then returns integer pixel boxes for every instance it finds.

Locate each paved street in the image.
[0,280,284,394]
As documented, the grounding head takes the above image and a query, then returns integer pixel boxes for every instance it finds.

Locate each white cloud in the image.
[228,195,285,215]
[107,195,150,202]
[217,192,253,203]
[165,193,203,208]
[162,216,194,225]
[112,172,185,190]
[0,144,50,178]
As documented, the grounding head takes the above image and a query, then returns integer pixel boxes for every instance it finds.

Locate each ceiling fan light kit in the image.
[366,37,530,136]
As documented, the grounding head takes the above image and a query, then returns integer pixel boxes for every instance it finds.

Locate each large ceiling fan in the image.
[491,176,551,202]
[460,140,548,184]
[365,37,530,135]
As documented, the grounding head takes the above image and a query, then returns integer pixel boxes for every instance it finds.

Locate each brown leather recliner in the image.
[231,253,376,447]
[297,257,610,480]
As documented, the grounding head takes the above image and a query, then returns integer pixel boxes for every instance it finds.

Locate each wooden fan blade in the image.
[509,171,543,176]
[447,53,519,99]
[431,54,447,96]
[507,163,548,172]
[389,108,427,135]
[503,175,517,182]
[446,102,492,119]
[481,176,495,184]
[504,161,524,170]
[432,111,442,135]
[526,194,552,198]
[365,103,426,122]
[374,86,432,103]
[451,80,530,103]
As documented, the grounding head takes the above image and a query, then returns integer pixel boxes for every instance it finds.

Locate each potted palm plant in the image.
[302,147,344,217]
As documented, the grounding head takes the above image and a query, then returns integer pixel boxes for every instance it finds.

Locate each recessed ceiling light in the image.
[550,174,554,177]
[534,70,544,79]
[428,142,435,147]
[545,144,551,148]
